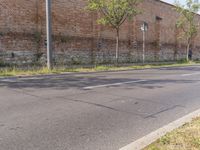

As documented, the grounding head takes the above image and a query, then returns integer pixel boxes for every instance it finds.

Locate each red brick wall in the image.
[0,0,200,65]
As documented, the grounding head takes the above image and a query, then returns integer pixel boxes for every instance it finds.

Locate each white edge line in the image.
[119,108,200,150]
[181,72,200,77]
[83,80,147,90]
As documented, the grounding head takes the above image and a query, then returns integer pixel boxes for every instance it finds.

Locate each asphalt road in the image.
[1,65,200,150]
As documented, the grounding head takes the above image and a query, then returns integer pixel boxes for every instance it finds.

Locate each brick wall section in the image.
[0,0,200,65]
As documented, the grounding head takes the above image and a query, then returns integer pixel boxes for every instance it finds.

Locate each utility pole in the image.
[141,22,148,64]
[46,0,53,69]
[142,30,145,64]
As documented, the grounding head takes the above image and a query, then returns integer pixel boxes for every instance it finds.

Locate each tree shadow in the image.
[158,66,200,71]
[0,74,198,90]
[0,75,195,120]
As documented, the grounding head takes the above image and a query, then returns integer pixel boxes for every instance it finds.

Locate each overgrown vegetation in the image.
[144,117,200,150]
[0,61,198,77]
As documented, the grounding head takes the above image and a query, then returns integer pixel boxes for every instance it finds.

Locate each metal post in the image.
[142,30,145,64]
[46,0,53,69]
[141,22,148,64]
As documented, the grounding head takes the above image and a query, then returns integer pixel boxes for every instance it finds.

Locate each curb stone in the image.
[119,108,200,150]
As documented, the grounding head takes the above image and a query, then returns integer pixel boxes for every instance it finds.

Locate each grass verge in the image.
[144,117,200,150]
[0,61,198,77]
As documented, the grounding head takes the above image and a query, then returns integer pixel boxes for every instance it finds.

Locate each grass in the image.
[144,117,200,150]
[0,61,198,77]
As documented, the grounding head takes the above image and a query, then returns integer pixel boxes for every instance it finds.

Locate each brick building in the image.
[0,0,200,65]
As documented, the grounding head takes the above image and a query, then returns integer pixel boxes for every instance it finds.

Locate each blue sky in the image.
[162,0,185,5]
[162,0,200,14]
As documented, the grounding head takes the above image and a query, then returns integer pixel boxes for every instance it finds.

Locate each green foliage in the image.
[159,135,171,145]
[87,0,142,29]
[147,146,161,150]
[174,0,200,61]
[87,0,142,63]
[174,0,200,42]
[177,58,189,63]
[0,61,198,77]
[192,137,200,148]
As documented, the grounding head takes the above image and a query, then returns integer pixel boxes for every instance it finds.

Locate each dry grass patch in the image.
[0,61,198,77]
[144,117,200,150]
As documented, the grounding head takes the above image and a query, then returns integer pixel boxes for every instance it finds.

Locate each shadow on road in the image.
[0,75,198,90]
[158,66,200,71]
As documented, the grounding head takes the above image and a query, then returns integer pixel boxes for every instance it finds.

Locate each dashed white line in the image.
[83,79,147,90]
[83,71,200,90]
[181,72,200,77]
[0,79,17,82]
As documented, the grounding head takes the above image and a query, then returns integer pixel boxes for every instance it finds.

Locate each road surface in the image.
[0,65,200,150]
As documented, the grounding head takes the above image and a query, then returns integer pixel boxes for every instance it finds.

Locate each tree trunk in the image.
[115,28,119,64]
[186,41,190,62]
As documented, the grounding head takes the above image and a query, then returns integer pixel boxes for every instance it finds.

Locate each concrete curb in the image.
[119,108,200,150]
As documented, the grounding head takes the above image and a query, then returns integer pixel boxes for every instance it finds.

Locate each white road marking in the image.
[0,79,17,82]
[83,71,200,90]
[19,77,44,80]
[181,72,200,77]
[83,79,147,90]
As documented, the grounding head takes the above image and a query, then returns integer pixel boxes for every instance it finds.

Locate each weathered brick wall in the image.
[0,0,200,65]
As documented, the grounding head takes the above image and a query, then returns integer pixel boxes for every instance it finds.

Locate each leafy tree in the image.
[175,0,200,61]
[87,0,142,63]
